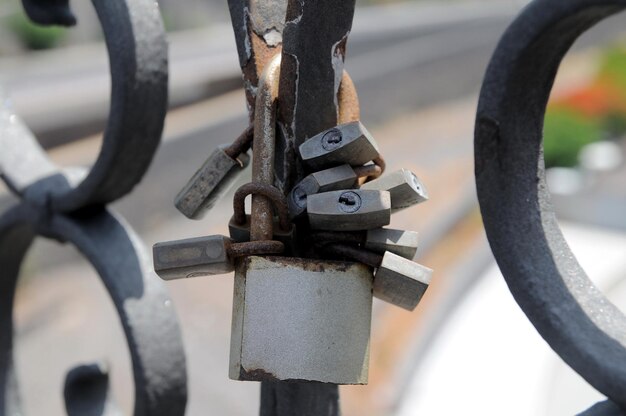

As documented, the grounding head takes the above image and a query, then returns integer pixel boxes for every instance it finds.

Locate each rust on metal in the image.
[233,182,290,231]
[225,125,254,159]
[227,0,287,118]
[337,71,360,124]
[251,55,283,241]
[353,164,382,183]
[229,240,285,258]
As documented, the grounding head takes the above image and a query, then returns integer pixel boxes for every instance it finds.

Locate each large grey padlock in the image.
[175,128,252,219]
[153,235,234,280]
[360,168,428,212]
[298,121,380,170]
[288,164,358,218]
[229,256,373,384]
[374,252,432,311]
[307,189,391,231]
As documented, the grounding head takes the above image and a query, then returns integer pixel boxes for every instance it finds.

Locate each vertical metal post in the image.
[259,1,357,415]
[228,1,357,413]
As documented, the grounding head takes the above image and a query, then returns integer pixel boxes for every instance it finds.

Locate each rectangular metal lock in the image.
[153,235,234,280]
[374,252,432,311]
[298,121,380,170]
[229,256,373,384]
[175,145,250,219]
[360,168,428,212]
[365,228,419,260]
[288,164,358,218]
[307,189,391,231]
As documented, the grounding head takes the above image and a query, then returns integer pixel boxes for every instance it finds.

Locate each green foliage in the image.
[8,12,66,50]
[543,108,602,168]
[598,45,626,96]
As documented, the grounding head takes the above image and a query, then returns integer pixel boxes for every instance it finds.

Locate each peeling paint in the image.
[331,32,349,111]
[243,7,252,61]
[285,0,304,25]
[263,28,282,46]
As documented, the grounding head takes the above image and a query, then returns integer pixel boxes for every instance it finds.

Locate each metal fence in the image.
[1,0,625,415]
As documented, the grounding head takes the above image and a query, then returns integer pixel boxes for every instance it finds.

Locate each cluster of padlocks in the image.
[153,59,432,384]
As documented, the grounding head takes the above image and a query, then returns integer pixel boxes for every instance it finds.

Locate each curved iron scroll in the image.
[475,0,626,411]
[0,0,187,414]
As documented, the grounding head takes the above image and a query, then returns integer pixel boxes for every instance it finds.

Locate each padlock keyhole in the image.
[338,191,361,213]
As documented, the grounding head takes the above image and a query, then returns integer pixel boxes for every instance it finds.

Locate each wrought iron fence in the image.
[0,0,625,415]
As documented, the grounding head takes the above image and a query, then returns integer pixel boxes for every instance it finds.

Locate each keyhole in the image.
[338,191,361,213]
[322,129,343,150]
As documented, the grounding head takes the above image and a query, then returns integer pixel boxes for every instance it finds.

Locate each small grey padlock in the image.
[229,256,373,384]
[364,228,419,260]
[288,164,358,218]
[307,189,391,231]
[360,168,428,212]
[298,121,380,170]
[153,235,234,280]
[175,128,253,220]
[374,252,432,311]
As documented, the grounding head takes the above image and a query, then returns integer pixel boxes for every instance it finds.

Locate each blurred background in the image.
[1,0,626,414]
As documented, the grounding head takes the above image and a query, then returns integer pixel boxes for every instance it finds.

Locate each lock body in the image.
[361,168,428,212]
[288,164,358,218]
[175,145,250,219]
[374,252,432,311]
[307,189,391,231]
[299,121,379,170]
[229,256,372,384]
[153,235,233,280]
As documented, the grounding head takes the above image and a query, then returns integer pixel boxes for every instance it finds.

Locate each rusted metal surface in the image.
[353,164,383,182]
[229,240,285,258]
[224,125,255,159]
[233,182,290,232]
[251,55,283,241]
[227,0,287,118]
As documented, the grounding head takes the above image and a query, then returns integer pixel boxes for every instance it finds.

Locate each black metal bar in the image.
[276,0,357,191]
[474,0,626,410]
[258,1,357,415]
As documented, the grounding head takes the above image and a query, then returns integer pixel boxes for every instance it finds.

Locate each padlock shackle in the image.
[321,243,382,269]
[337,71,360,124]
[233,182,291,232]
[224,125,254,159]
[250,54,282,241]
[229,240,284,258]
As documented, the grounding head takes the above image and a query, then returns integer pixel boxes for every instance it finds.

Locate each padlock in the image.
[288,164,358,218]
[174,127,253,220]
[321,244,431,311]
[307,189,391,231]
[229,256,373,384]
[298,121,380,170]
[360,168,428,212]
[153,235,234,280]
[364,228,419,260]
[374,252,432,311]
